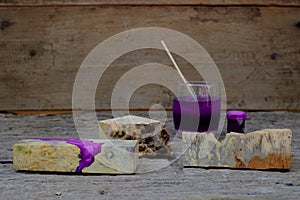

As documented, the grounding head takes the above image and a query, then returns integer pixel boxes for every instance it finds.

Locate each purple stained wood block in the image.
[13,138,138,174]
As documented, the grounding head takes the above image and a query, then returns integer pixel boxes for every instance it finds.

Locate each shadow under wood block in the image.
[13,139,138,174]
[183,129,291,170]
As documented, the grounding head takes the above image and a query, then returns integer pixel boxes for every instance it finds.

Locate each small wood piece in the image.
[13,139,138,174]
[182,129,292,170]
[99,115,173,156]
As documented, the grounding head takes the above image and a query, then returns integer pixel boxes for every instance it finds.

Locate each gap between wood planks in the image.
[0,0,300,7]
[2,109,300,115]
[0,4,299,8]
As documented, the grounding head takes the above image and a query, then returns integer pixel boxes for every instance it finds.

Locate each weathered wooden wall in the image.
[1,0,300,6]
[0,1,299,111]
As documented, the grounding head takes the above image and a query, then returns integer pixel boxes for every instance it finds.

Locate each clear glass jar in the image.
[172,81,221,132]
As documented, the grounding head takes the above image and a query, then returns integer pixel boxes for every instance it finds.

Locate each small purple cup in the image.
[226,110,247,133]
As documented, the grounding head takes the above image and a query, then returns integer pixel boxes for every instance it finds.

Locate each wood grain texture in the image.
[183,129,292,170]
[0,6,299,110]
[13,139,138,174]
[0,0,300,6]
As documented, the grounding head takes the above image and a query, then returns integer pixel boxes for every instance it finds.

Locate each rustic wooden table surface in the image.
[0,112,299,199]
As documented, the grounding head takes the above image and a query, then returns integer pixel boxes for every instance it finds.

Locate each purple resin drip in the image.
[30,138,103,173]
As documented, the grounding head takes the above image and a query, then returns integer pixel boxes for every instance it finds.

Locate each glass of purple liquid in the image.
[172,81,221,132]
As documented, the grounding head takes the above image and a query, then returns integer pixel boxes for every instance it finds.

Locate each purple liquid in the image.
[30,138,103,173]
[226,110,247,133]
[227,119,246,133]
[172,95,221,132]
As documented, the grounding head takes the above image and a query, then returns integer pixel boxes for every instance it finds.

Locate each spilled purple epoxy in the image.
[29,138,103,173]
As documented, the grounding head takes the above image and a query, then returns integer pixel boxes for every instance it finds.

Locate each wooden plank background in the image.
[0,1,299,111]
[0,0,300,6]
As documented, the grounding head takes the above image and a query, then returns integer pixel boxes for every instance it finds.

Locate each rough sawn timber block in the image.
[183,129,292,170]
[99,115,172,156]
[13,139,138,174]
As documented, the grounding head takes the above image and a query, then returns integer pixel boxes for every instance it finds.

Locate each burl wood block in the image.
[99,115,172,156]
[13,139,138,174]
[183,129,292,170]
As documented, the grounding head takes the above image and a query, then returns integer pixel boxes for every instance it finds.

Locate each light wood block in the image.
[183,129,292,170]
[99,115,172,156]
[13,139,138,174]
